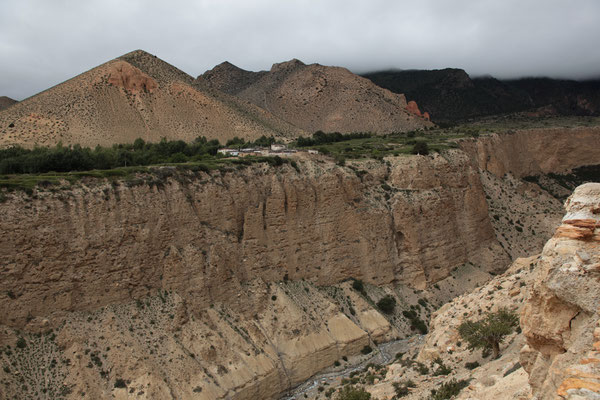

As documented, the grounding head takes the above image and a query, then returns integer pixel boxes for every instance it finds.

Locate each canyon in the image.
[0,125,598,399]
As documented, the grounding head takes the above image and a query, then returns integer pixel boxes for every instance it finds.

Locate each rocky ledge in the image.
[521,183,600,399]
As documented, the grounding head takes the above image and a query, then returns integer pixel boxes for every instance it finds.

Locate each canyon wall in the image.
[0,151,501,329]
[1,127,599,399]
[460,126,600,178]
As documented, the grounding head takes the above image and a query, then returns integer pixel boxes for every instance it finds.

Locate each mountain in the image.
[363,69,600,123]
[0,50,303,148]
[0,96,17,111]
[197,59,433,134]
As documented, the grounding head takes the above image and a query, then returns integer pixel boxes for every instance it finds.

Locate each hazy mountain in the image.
[363,69,600,123]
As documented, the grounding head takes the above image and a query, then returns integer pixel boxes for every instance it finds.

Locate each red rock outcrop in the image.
[406,100,430,120]
[106,61,158,93]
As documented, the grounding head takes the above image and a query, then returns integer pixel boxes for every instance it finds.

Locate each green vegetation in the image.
[430,379,470,400]
[393,380,416,398]
[432,357,452,376]
[411,141,429,155]
[360,345,373,355]
[0,137,296,192]
[225,135,276,148]
[458,308,519,359]
[114,378,126,388]
[351,279,366,295]
[376,295,396,314]
[292,129,463,160]
[0,137,223,175]
[402,310,428,334]
[336,385,371,400]
[296,131,372,147]
[465,361,480,370]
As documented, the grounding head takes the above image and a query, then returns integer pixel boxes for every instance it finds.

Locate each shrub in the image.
[458,308,519,359]
[114,378,127,388]
[360,345,373,355]
[16,337,26,349]
[465,361,480,370]
[336,385,371,400]
[376,295,396,314]
[352,279,365,293]
[431,379,469,400]
[432,358,452,376]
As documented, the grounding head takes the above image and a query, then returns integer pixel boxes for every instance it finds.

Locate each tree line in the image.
[0,137,223,175]
[295,131,372,147]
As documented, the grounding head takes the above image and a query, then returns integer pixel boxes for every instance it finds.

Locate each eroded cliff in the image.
[521,183,600,399]
[0,127,599,399]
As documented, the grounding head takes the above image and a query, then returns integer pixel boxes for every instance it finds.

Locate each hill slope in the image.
[363,69,600,123]
[0,96,17,111]
[198,59,432,134]
[0,50,303,148]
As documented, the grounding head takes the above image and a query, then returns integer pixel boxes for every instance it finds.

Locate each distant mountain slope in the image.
[0,96,17,111]
[363,69,600,123]
[198,59,432,134]
[0,50,303,148]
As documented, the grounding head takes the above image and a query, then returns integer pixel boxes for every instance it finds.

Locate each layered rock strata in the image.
[521,183,600,399]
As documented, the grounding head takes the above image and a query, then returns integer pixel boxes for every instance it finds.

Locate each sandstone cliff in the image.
[521,183,600,399]
[0,153,502,329]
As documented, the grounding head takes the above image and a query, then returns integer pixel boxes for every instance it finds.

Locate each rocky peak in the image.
[197,61,265,94]
[270,58,306,73]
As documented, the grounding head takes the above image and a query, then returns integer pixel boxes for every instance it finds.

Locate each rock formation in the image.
[406,100,430,120]
[521,183,600,399]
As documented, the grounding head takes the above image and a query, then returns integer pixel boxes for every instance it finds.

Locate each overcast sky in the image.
[1,0,599,100]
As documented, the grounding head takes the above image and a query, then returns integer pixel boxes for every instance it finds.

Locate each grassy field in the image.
[292,129,469,161]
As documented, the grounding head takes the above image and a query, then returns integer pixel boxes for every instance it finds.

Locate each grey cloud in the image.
[1,0,599,100]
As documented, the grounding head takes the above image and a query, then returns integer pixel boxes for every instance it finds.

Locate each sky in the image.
[1,0,599,100]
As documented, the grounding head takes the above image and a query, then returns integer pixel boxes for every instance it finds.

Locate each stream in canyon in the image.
[281,335,425,399]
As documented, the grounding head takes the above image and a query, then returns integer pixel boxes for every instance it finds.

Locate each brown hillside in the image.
[198,59,433,134]
[0,50,303,148]
[197,61,266,95]
[0,96,17,111]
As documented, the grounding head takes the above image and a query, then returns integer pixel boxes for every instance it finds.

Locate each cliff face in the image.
[460,126,600,178]
[521,183,600,399]
[1,128,599,399]
[0,153,503,399]
[0,152,500,329]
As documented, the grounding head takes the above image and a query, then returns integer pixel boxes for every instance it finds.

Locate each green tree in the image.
[458,308,519,359]
[376,295,396,314]
[411,141,429,155]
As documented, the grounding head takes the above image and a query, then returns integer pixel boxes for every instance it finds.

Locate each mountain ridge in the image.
[198,59,433,134]
[362,68,600,123]
[0,50,303,148]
